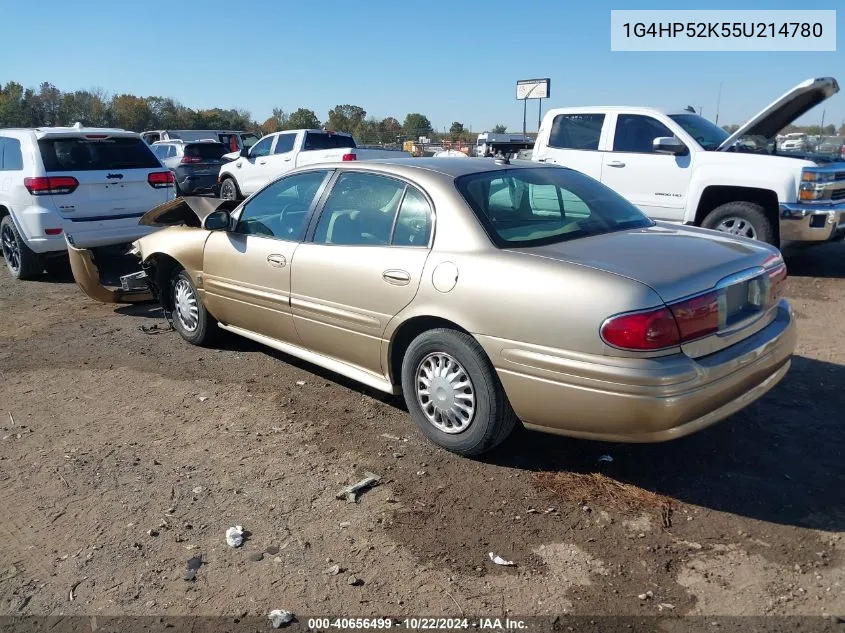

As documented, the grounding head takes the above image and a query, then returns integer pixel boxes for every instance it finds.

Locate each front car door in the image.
[534,112,606,180]
[238,134,275,195]
[202,169,332,343]
[290,171,433,377]
[600,113,692,222]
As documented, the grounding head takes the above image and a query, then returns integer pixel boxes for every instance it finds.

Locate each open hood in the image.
[718,77,839,151]
[139,196,240,228]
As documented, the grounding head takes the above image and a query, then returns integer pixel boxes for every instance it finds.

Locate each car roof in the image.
[544,105,691,117]
[333,157,555,178]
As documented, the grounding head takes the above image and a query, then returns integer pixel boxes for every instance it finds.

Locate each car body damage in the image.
[66,196,239,304]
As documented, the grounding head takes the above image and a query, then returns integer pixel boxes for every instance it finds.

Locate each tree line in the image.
[0,81,510,144]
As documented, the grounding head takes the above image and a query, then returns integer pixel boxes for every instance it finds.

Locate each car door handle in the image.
[382,269,411,285]
[606,160,626,167]
[267,254,287,267]
[259,160,267,165]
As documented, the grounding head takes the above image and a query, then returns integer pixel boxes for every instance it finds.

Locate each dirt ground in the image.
[0,242,843,627]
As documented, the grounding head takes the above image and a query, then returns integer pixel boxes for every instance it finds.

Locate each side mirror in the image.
[203,209,231,231]
[653,136,688,155]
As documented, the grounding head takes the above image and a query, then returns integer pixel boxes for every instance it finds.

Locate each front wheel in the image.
[219,177,240,201]
[170,269,218,346]
[400,328,517,456]
[701,201,775,245]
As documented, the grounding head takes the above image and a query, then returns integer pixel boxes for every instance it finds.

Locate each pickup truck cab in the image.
[218,129,408,200]
[532,77,845,246]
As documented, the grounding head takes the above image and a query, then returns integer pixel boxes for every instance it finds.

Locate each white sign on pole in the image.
[516,78,550,100]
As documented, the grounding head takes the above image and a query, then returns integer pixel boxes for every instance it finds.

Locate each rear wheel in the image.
[219,177,240,201]
[400,328,517,456]
[1,215,42,280]
[701,201,775,245]
[170,269,218,346]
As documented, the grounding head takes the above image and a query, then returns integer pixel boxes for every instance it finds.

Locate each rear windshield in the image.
[184,143,228,160]
[455,167,653,248]
[240,133,260,148]
[38,137,160,172]
[303,132,356,151]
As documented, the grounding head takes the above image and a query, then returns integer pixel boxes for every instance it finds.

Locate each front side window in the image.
[313,172,407,246]
[249,136,273,158]
[234,170,329,240]
[274,133,297,154]
[0,137,24,171]
[455,167,652,248]
[548,113,605,150]
[613,115,676,153]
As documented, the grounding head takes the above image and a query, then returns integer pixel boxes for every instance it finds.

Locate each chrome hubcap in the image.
[220,181,236,200]
[415,352,475,434]
[1,224,21,272]
[715,217,757,240]
[174,279,199,332]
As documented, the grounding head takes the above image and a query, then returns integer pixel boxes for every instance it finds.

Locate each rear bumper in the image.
[65,237,152,303]
[779,202,845,243]
[477,301,796,442]
[176,172,219,195]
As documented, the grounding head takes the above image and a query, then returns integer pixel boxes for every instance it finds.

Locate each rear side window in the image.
[548,113,605,150]
[38,137,161,172]
[0,137,24,171]
[274,133,297,154]
[303,132,356,151]
[184,143,228,160]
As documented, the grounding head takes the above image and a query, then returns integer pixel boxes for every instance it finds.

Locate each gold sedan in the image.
[67,158,796,456]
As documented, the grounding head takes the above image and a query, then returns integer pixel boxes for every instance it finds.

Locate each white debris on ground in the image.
[225,525,245,547]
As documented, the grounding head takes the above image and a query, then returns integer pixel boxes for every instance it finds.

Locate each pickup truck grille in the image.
[831,189,845,200]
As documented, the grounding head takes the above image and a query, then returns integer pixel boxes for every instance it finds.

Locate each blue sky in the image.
[1,0,842,132]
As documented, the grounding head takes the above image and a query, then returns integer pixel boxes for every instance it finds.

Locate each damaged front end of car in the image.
[66,196,240,305]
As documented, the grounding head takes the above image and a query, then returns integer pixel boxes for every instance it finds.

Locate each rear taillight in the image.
[148,171,174,188]
[600,307,680,351]
[24,176,79,195]
[602,264,787,352]
[342,153,357,161]
[180,156,202,164]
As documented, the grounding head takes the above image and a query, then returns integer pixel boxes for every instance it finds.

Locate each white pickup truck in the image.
[218,129,408,200]
[531,77,845,246]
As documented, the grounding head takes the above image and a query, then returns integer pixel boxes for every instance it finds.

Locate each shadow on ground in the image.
[482,354,845,532]
[783,241,845,278]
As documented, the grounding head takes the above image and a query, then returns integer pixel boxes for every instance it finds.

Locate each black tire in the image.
[174,179,182,196]
[400,328,518,456]
[170,269,218,346]
[1,215,42,280]
[701,201,775,245]
[219,177,241,201]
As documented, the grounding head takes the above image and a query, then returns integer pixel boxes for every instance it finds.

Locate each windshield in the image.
[184,143,228,160]
[303,132,356,151]
[668,114,729,151]
[455,167,653,248]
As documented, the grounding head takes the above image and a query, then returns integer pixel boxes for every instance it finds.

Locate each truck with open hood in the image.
[531,77,845,247]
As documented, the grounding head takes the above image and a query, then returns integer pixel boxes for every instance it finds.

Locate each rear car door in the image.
[290,171,433,376]
[202,169,332,344]
[600,114,692,222]
[35,133,171,221]
[534,113,606,180]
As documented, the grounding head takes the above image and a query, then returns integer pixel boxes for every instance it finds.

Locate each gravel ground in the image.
[0,242,843,627]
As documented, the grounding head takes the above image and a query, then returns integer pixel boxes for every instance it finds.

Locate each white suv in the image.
[0,124,175,280]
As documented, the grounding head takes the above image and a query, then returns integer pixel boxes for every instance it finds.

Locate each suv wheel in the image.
[1,215,42,280]
[400,328,518,456]
[170,269,218,346]
[702,201,775,245]
[219,177,240,201]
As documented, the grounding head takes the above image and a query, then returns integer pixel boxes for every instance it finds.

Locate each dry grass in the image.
[533,471,675,524]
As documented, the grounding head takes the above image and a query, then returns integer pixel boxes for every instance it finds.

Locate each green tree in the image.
[449,121,465,139]
[56,89,110,127]
[722,124,740,134]
[355,117,381,144]
[403,113,432,139]
[287,108,321,130]
[379,117,402,143]
[326,104,366,133]
[0,82,29,127]
[110,94,153,131]
[491,123,507,133]
[839,123,845,136]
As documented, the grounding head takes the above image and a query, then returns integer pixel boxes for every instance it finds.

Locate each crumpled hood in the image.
[139,196,240,228]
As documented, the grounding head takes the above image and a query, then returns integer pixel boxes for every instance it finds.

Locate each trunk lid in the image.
[514,223,785,357]
[36,133,169,221]
[718,77,839,151]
